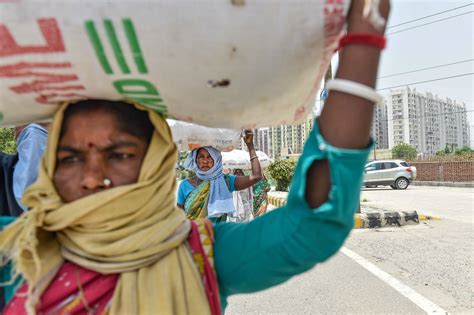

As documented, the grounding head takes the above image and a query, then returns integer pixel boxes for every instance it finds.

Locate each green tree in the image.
[267,159,296,191]
[178,151,189,166]
[454,146,473,156]
[435,149,446,156]
[391,143,417,160]
[0,127,16,153]
[175,151,195,180]
[177,169,195,180]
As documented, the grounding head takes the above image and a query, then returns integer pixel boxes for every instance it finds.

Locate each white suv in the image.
[364,160,417,190]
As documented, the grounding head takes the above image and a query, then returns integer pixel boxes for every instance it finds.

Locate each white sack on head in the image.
[222,149,271,170]
[222,150,250,170]
[0,0,349,128]
[168,119,241,152]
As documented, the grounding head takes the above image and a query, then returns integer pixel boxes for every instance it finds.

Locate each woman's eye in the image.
[58,156,80,164]
[110,153,134,160]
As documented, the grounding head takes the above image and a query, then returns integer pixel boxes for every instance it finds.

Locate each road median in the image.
[267,191,441,229]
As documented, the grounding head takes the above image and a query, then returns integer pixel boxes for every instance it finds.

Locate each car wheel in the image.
[390,184,396,189]
[395,177,409,190]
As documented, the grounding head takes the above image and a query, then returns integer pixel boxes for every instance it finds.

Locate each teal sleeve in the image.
[214,120,373,308]
[1,216,21,304]
[177,180,190,205]
[228,175,236,193]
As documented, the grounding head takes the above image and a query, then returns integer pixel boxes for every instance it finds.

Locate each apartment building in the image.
[385,87,470,156]
[253,116,314,159]
[372,103,389,149]
[255,127,272,157]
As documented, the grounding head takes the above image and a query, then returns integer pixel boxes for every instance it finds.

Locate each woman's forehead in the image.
[59,114,132,148]
[197,148,210,156]
[60,100,155,145]
[61,110,118,135]
[62,107,117,129]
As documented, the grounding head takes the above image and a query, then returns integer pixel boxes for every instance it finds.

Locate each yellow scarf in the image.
[0,102,211,314]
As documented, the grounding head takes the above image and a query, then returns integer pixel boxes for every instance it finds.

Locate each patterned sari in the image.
[252,176,271,218]
[4,220,221,315]
[184,176,231,223]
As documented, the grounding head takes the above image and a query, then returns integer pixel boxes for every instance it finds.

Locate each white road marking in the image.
[341,247,448,314]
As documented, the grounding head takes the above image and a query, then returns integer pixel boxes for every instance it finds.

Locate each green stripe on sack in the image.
[123,19,148,74]
[85,21,113,74]
[104,19,130,74]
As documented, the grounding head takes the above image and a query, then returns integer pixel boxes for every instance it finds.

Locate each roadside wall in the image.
[409,161,474,182]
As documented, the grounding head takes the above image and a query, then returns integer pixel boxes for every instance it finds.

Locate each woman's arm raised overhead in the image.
[306,0,390,208]
[214,0,391,304]
[234,130,263,190]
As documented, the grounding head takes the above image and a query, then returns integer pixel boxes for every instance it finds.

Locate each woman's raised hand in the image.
[243,130,254,148]
[347,0,390,34]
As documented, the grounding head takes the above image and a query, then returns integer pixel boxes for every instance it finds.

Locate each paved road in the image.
[227,249,425,314]
[226,186,473,314]
[360,185,473,223]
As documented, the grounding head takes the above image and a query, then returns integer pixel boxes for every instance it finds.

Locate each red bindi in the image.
[87,142,94,148]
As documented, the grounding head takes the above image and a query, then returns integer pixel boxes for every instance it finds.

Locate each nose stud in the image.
[103,178,112,187]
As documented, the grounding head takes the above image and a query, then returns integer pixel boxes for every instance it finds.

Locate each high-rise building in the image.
[372,103,389,149]
[269,124,286,159]
[255,127,271,157]
[253,90,322,159]
[262,116,314,159]
[385,87,470,156]
[439,96,471,151]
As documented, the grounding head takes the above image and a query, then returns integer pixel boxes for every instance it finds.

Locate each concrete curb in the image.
[267,193,442,229]
[418,214,442,221]
[412,181,474,188]
[267,195,287,208]
[354,211,419,229]
[354,211,442,229]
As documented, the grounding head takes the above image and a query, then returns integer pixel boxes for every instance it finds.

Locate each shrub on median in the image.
[268,159,296,192]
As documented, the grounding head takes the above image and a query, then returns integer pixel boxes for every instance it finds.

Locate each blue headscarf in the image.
[13,124,48,211]
[184,146,235,218]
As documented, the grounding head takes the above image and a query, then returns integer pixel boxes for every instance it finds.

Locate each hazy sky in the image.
[331,0,473,147]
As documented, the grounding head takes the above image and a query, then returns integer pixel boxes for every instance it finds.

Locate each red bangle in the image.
[337,33,386,51]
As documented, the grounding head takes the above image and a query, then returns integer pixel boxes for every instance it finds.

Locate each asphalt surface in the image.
[226,186,473,314]
[360,185,473,223]
[227,249,425,314]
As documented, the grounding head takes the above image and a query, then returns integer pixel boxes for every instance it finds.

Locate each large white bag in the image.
[222,149,271,169]
[167,119,241,152]
[222,150,250,169]
[0,0,349,128]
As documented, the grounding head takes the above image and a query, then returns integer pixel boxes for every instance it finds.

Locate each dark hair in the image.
[233,168,244,176]
[61,100,154,143]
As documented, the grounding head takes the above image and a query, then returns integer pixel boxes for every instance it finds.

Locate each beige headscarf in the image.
[0,102,211,314]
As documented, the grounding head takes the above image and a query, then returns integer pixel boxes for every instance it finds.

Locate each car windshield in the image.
[400,162,409,167]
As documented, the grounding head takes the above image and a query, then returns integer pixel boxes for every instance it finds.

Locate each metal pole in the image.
[373,140,377,160]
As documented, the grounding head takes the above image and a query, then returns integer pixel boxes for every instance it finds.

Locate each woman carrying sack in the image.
[0,1,390,313]
[177,131,262,223]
